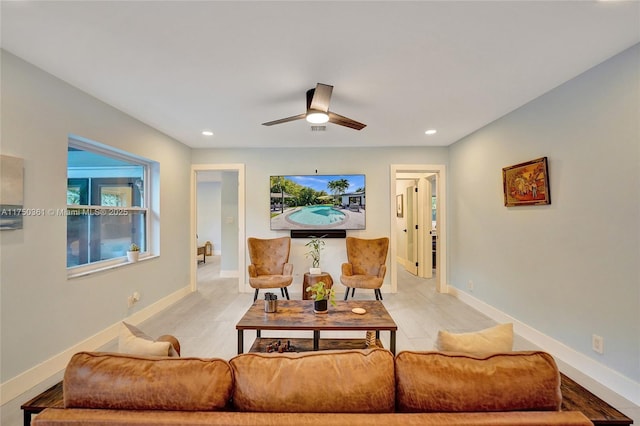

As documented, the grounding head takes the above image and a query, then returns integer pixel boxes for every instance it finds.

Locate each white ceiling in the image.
[2,1,638,149]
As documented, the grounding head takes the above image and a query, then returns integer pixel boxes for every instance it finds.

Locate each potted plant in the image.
[127,243,140,262]
[305,280,336,314]
[305,236,325,275]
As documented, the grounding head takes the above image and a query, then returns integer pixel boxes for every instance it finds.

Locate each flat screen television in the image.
[270,174,365,231]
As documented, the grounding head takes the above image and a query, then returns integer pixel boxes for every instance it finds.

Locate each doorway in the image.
[390,164,447,294]
[191,164,245,293]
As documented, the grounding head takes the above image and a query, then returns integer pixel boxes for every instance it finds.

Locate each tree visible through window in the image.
[67,140,151,269]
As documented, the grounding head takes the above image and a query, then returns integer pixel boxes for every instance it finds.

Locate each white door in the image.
[416,176,433,278]
[404,185,418,275]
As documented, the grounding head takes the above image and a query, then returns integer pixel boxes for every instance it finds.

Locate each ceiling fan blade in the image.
[309,83,333,113]
[262,113,306,126]
[328,111,366,130]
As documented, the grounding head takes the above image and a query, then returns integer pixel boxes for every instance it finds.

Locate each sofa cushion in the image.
[230,348,395,413]
[436,323,513,354]
[118,322,172,356]
[395,351,562,412]
[64,352,233,411]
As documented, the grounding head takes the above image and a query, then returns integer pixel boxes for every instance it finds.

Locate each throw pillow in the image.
[436,323,513,354]
[118,322,171,356]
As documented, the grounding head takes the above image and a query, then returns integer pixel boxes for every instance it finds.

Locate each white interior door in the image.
[417,176,433,278]
[404,185,418,275]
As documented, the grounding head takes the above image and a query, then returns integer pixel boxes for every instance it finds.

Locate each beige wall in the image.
[0,51,193,421]
[449,44,639,402]
[191,147,449,295]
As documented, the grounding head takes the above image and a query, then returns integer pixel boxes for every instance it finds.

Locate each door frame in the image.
[390,164,447,293]
[190,163,245,293]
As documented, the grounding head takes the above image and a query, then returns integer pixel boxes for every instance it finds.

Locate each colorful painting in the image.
[502,157,550,207]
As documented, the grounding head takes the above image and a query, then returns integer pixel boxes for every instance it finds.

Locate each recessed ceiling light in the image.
[425,129,437,135]
[201,130,214,136]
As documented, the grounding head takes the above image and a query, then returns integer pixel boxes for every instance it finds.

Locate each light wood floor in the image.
[132,255,538,359]
[3,256,633,426]
[16,255,632,425]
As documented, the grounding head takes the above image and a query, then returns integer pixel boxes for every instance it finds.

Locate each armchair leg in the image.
[280,288,285,298]
[344,288,350,300]
[253,289,259,302]
[375,289,383,300]
[283,287,290,300]
[351,288,356,297]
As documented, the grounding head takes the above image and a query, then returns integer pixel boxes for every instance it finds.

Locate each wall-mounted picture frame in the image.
[396,194,403,217]
[0,155,24,230]
[502,157,550,207]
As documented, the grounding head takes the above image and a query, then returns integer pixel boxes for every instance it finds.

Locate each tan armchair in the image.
[340,237,389,300]
[247,237,293,302]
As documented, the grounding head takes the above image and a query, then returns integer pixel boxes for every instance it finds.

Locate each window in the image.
[67,137,155,271]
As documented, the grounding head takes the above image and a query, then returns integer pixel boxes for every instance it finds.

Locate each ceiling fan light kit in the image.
[262,83,366,131]
[306,110,329,124]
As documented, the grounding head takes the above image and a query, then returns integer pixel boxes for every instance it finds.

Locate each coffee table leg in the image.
[390,331,396,355]
[313,330,320,350]
[237,330,244,354]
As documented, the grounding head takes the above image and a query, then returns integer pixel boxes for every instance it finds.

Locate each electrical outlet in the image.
[592,334,604,354]
[467,280,474,291]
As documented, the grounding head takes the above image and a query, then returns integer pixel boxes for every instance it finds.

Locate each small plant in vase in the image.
[127,243,140,262]
[305,236,325,275]
[306,280,336,314]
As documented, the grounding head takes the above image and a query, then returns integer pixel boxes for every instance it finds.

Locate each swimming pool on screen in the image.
[286,206,346,226]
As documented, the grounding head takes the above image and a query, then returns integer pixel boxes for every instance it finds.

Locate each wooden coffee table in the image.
[236,300,398,355]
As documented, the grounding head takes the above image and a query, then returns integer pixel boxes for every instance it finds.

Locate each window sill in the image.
[67,254,158,279]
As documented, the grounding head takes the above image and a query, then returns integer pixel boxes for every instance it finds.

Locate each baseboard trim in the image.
[396,256,413,272]
[0,285,192,405]
[450,287,639,407]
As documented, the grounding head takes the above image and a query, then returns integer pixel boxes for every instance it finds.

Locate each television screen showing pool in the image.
[270,174,366,230]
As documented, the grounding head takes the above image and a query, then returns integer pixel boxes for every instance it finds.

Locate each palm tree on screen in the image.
[327,179,349,206]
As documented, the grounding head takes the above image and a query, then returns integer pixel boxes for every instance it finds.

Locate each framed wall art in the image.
[502,157,550,207]
[396,194,403,217]
[0,154,25,230]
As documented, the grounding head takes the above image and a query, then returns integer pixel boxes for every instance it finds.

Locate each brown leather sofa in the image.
[33,349,592,425]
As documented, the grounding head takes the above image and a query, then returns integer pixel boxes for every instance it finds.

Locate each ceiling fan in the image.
[262,83,366,130]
